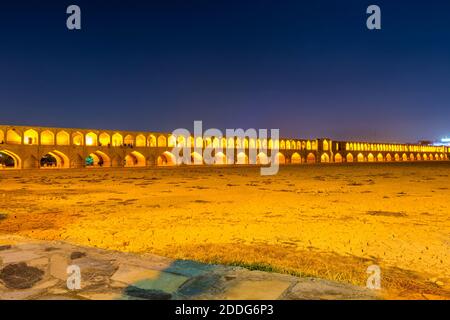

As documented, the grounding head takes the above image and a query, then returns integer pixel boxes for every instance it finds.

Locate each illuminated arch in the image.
[268,139,273,149]
[285,141,291,150]
[167,135,176,147]
[346,153,354,163]
[385,153,392,162]
[416,153,422,161]
[40,150,70,169]
[320,153,330,163]
[280,140,285,150]
[112,133,123,147]
[296,141,301,150]
[136,135,146,147]
[215,152,226,165]
[191,152,203,165]
[357,153,365,162]
[40,130,55,145]
[0,150,22,169]
[377,153,384,162]
[306,141,312,150]
[429,154,434,161]
[394,154,400,162]
[256,152,269,165]
[292,152,302,164]
[24,129,38,145]
[148,135,157,147]
[237,152,248,164]
[99,133,110,146]
[402,153,408,161]
[323,140,329,151]
[423,154,428,161]
[125,151,146,167]
[73,132,84,146]
[157,151,176,166]
[85,132,98,146]
[86,151,111,167]
[56,131,70,146]
[275,152,286,164]
[158,135,167,147]
[212,137,220,148]
[0,130,4,144]
[196,137,204,148]
[306,153,315,164]
[367,153,375,162]
[6,130,21,144]
[334,153,343,163]
[124,135,134,146]
[410,154,415,161]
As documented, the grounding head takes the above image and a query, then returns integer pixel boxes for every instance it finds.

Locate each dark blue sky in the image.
[1,0,449,142]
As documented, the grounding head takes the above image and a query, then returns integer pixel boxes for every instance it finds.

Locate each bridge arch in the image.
[40,150,70,168]
[124,135,134,146]
[99,133,110,146]
[394,154,400,162]
[429,154,434,161]
[306,153,315,163]
[191,151,203,165]
[0,129,4,144]
[402,153,408,161]
[148,135,157,147]
[72,132,83,146]
[320,153,330,163]
[158,135,167,147]
[214,152,226,165]
[24,129,38,145]
[256,152,268,165]
[367,153,374,162]
[377,153,384,162]
[136,135,146,147]
[346,153,354,163]
[157,151,176,166]
[125,151,146,167]
[86,151,111,167]
[237,152,248,164]
[423,154,428,161]
[416,153,422,161]
[334,153,343,163]
[40,130,55,145]
[292,152,302,164]
[357,153,365,162]
[276,152,286,164]
[86,132,97,146]
[56,131,70,146]
[6,130,21,144]
[0,150,21,169]
[111,133,123,147]
[410,153,415,161]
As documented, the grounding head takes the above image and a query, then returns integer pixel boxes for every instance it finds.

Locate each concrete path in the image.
[0,235,379,300]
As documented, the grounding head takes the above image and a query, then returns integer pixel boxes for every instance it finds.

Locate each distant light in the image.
[442,137,450,143]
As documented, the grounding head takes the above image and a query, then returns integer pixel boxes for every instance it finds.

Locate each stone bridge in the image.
[0,125,448,169]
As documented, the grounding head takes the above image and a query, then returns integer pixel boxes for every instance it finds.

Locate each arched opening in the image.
[416,154,422,161]
[124,135,134,146]
[99,133,110,146]
[148,135,157,147]
[410,154,415,161]
[320,153,330,163]
[334,153,342,163]
[394,154,400,162]
[440,154,444,160]
[40,150,70,169]
[6,130,22,144]
[0,150,21,169]
[24,129,38,145]
[112,133,123,147]
[40,130,55,145]
[435,154,440,161]
[237,152,248,164]
[357,153,365,162]
[56,131,70,146]
[346,153,354,163]
[423,154,428,161]
[214,152,226,165]
[377,153,384,162]
[0,130,4,144]
[158,135,167,147]
[367,153,374,162]
[72,132,84,146]
[402,154,408,161]
[125,151,146,167]
[157,151,176,166]
[85,132,97,146]
[276,152,286,164]
[291,152,302,164]
[86,151,111,167]
[306,153,316,164]
[168,135,176,147]
[136,135,146,147]
[386,153,392,162]
[429,154,434,161]
[256,152,269,165]
[323,140,329,151]
[190,152,203,165]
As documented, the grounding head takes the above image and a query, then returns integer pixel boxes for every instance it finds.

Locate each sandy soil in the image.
[0,162,449,299]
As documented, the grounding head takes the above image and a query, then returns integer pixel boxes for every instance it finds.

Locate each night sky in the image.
[1,0,449,142]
